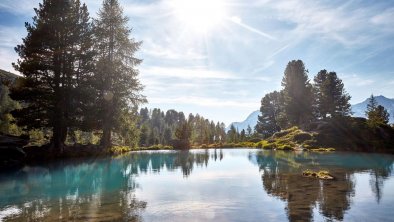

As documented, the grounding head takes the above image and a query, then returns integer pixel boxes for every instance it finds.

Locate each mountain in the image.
[351,95,394,123]
[228,95,394,132]
[0,69,18,82]
[227,110,259,132]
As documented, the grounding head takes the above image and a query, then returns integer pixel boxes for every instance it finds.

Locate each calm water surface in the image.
[0,149,394,221]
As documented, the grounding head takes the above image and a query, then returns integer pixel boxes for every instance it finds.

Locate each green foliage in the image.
[281,60,314,126]
[175,120,192,141]
[255,91,283,137]
[27,129,51,147]
[11,0,95,151]
[366,95,390,127]
[93,0,146,148]
[313,70,351,118]
[138,108,226,148]
[0,81,22,135]
[227,124,239,143]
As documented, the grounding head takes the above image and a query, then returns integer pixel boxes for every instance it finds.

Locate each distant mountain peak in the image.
[227,110,259,132]
[228,95,394,131]
[352,95,394,123]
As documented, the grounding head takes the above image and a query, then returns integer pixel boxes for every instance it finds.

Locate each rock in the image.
[0,134,28,168]
[302,169,334,180]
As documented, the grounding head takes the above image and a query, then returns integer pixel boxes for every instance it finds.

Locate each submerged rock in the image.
[302,169,334,180]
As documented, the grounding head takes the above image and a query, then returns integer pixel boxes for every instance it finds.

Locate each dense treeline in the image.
[255,60,390,138]
[7,0,145,153]
[138,108,227,147]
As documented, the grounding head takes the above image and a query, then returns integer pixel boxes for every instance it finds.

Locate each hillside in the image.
[0,69,18,83]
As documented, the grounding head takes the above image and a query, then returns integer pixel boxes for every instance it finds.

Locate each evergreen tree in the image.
[0,83,21,135]
[255,91,283,137]
[313,70,351,119]
[366,94,378,115]
[11,0,94,153]
[94,0,146,149]
[366,95,390,127]
[246,125,252,137]
[227,125,239,143]
[175,120,191,141]
[281,60,313,126]
[240,129,246,142]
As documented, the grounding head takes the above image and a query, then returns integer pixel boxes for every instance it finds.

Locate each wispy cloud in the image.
[0,0,40,15]
[229,16,276,40]
[141,38,206,60]
[141,66,237,80]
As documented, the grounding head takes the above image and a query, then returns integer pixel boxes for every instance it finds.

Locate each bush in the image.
[111,145,131,154]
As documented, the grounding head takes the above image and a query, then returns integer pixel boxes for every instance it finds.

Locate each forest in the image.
[1,0,394,163]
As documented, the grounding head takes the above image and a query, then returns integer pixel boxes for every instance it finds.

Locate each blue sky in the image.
[1,0,394,125]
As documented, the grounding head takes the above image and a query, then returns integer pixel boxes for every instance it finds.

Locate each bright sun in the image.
[170,0,227,33]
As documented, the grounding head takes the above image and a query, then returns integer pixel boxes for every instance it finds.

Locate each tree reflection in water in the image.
[0,149,217,221]
[0,149,393,221]
[252,150,393,222]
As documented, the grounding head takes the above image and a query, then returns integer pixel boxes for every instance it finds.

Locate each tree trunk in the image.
[101,99,113,150]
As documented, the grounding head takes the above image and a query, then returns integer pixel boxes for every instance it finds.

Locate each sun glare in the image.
[171,0,227,33]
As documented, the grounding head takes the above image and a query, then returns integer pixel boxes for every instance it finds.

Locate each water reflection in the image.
[252,150,394,222]
[0,157,147,221]
[0,149,393,221]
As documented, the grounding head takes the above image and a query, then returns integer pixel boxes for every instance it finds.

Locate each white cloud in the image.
[142,38,206,60]
[0,0,40,15]
[141,66,238,80]
[370,8,394,27]
[267,0,389,47]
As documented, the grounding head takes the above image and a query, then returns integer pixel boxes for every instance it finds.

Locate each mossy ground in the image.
[111,144,174,154]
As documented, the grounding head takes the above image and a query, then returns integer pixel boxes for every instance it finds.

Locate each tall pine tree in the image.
[11,0,94,153]
[313,70,351,119]
[93,0,146,149]
[281,60,313,126]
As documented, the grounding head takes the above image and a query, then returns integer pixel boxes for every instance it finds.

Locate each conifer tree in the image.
[11,0,94,153]
[281,60,314,126]
[313,70,351,119]
[366,95,390,127]
[93,0,146,149]
[255,91,283,137]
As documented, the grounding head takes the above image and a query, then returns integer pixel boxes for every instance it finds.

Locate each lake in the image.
[0,149,393,221]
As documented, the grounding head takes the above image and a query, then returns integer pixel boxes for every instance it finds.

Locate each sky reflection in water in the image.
[0,149,393,222]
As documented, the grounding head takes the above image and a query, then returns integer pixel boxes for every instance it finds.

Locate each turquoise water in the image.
[0,149,393,221]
